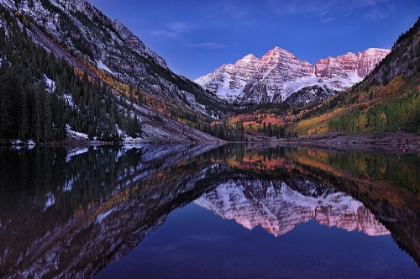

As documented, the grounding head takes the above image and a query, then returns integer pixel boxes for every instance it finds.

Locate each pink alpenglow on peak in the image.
[196,46,390,104]
[357,48,391,78]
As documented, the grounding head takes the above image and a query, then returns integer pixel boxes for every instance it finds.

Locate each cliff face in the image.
[315,52,358,78]
[314,49,390,79]
[195,178,389,237]
[196,47,390,105]
[356,48,391,78]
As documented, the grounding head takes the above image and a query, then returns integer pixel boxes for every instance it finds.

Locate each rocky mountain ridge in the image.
[0,0,223,119]
[370,17,420,84]
[2,0,166,69]
[196,47,390,105]
[0,0,231,143]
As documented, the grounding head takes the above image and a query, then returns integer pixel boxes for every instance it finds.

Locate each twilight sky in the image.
[88,0,420,80]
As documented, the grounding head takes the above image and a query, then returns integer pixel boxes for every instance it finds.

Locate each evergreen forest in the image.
[0,5,141,143]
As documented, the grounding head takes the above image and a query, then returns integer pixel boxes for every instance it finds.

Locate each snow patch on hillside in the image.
[282,72,363,101]
[96,60,114,74]
[96,209,114,224]
[43,192,56,211]
[66,125,88,139]
[43,74,56,93]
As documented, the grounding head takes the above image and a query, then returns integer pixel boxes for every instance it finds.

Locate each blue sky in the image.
[88,0,420,80]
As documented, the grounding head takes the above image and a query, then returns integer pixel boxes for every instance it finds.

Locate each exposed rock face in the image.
[316,56,346,78]
[196,47,390,105]
[112,19,167,68]
[242,47,315,103]
[195,178,389,237]
[315,52,358,78]
[1,0,167,69]
[357,48,392,78]
[337,52,359,72]
[314,48,390,79]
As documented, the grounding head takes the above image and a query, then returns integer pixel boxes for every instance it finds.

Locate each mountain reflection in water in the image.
[196,179,389,237]
[0,144,419,278]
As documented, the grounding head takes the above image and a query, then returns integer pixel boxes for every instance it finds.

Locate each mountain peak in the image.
[273,46,284,51]
[63,0,87,5]
[267,46,293,55]
[364,47,389,53]
[241,54,259,63]
[357,48,390,77]
[196,46,389,104]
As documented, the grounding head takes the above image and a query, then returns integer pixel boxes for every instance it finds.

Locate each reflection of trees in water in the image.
[279,148,420,267]
[214,145,420,267]
[0,145,419,277]
[0,145,222,278]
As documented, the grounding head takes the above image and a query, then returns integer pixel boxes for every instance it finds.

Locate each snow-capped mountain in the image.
[195,178,389,237]
[196,47,390,105]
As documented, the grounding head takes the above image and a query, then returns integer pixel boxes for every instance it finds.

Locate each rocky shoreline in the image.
[244,131,420,154]
[2,131,419,151]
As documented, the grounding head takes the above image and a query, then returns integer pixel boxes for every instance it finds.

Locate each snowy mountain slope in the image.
[284,85,338,106]
[122,98,224,143]
[195,178,389,237]
[1,0,166,68]
[0,0,226,143]
[0,0,224,119]
[196,46,390,105]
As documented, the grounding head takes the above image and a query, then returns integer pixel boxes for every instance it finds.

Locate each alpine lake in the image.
[1,143,420,278]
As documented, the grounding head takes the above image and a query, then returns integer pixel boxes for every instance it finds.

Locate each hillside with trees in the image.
[0,5,144,142]
[287,17,420,138]
[0,2,231,144]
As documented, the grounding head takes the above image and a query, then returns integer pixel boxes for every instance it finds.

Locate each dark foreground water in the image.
[0,144,419,278]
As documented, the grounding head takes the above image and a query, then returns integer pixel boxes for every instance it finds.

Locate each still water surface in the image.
[0,144,419,278]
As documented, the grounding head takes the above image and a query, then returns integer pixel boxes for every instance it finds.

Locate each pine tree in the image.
[20,90,29,139]
[43,91,52,142]
[0,82,12,138]
[33,83,45,142]
[0,64,18,139]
